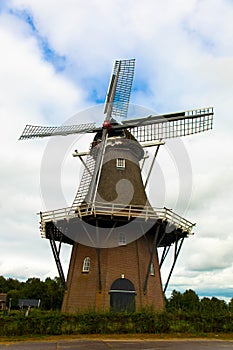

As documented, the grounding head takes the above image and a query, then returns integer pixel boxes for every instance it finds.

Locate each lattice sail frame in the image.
[19,122,96,140]
[122,107,213,142]
[104,59,135,120]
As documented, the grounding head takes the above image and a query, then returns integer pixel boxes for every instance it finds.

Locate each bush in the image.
[0,309,232,337]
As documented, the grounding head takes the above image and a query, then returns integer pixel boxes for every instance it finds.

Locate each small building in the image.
[0,294,7,310]
[18,299,41,309]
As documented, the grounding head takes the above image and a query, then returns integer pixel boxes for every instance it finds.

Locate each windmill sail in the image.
[121,107,213,142]
[71,147,96,208]
[19,122,96,140]
[104,59,135,120]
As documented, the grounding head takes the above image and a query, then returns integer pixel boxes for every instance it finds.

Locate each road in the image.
[0,340,232,349]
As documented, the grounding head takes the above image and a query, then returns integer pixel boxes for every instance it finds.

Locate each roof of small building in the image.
[0,293,7,302]
[18,299,40,307]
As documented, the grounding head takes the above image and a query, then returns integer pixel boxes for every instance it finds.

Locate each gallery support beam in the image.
[49,229,66,290]
[159,245,171,269]
[163,237,185,294]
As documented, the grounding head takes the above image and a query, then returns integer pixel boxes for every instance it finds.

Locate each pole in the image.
[144,144,161,188]
[163,237,184,293]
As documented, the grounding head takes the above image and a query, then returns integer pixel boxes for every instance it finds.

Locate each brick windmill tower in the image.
[20,59,213,313]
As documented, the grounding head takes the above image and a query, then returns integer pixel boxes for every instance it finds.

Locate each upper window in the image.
[118,232,127,246]
[116,158,125,169]
[150,262,155,276]
[82,257,90,272]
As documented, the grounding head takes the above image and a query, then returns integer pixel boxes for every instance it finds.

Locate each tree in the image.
[24,278,46,300]
[200,297,212,315]
[182,289,199,313]
[229,298,233,314]
[210,297,228,316]
[166,290,183,311]
[43,277,63,310]
[7,289,24,309]
[200,296,228,316]
[0,276,7,293]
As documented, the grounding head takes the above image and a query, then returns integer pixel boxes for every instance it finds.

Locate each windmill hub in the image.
[102,119,112,129]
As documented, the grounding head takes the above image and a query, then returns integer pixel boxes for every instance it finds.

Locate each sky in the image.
[0,0,233,301]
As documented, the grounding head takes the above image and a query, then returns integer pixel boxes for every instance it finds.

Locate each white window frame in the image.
[82,257,91,272]
[150,262,155,276]
[118,232,127,246]
[116,158,125,169]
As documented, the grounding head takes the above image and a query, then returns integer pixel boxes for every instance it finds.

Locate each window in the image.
[150,262,155,276]
[82,257,90,272]
[116,158,125,169]
[118,232,126,246]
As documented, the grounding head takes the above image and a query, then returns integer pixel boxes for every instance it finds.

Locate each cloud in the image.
[185,237,233,271]
[0,4,84,280]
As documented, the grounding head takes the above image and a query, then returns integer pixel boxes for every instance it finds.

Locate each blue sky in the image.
[0,0,233,301]
[9,7,67,72]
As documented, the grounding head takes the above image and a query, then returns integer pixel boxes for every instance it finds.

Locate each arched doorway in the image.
[109,277,136,312]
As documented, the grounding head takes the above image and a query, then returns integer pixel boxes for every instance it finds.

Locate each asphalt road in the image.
[0,340,232,349]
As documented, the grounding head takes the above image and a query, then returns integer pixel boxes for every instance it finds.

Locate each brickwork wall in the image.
[62,233,164,313]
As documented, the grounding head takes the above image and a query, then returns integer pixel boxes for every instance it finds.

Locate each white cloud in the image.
[0,4,84,280]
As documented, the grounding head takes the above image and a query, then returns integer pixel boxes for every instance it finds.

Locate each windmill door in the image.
[109,278,136,312]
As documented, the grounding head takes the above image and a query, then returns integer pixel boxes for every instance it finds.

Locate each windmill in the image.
[19,59,213,313]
